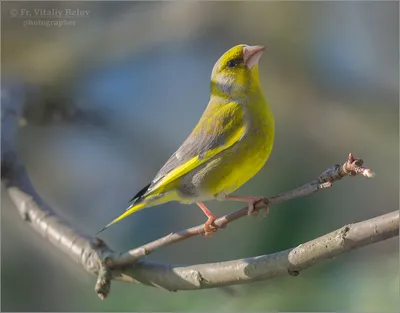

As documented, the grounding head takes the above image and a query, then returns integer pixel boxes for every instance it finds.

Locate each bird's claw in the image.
[247,198,269,218]
[202,217,218,237]
[247,202,258,217]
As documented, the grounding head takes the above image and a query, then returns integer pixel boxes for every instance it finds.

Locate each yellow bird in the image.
[97,44,274,236]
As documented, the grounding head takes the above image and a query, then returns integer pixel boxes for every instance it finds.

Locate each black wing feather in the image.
[128,183,151,203]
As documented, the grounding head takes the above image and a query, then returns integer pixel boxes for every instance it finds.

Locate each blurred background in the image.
[1,1,398,312]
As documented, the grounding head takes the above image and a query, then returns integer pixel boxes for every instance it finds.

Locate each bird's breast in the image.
[177,96,274,202]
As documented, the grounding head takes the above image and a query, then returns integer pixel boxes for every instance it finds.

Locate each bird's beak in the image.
[243,45,265,70]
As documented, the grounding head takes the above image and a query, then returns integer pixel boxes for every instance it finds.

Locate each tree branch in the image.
[126,211,398,290]
[107,152,375,268]
[1,85,397,300]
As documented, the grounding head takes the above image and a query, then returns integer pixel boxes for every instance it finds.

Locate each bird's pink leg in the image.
[225,195,269,217]
[196,202,218,236]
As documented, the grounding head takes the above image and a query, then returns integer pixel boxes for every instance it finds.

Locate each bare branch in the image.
[107,153,376,268]
[124,211,398,290]
[3,178,398,297]
[2,85,396,301]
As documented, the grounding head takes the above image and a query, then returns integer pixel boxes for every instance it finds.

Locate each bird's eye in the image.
[227,60,237,68]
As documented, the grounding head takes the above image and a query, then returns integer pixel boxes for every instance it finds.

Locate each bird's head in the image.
[210,44,265,99]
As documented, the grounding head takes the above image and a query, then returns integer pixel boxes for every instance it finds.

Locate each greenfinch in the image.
[98,44,274,236]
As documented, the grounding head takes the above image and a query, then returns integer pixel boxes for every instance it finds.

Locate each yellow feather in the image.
[96,202,147,234]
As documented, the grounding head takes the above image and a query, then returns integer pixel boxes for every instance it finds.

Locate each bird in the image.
[97,44,275,236]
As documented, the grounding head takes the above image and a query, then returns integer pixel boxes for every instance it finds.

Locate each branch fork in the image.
[2,86,396,302]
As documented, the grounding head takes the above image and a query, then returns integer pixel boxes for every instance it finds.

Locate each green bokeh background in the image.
[2,1,399,312]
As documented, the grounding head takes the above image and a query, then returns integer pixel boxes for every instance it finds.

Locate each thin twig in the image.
[106,153,375,268]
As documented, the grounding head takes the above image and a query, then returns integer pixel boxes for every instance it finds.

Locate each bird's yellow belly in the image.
[192,123,274,199]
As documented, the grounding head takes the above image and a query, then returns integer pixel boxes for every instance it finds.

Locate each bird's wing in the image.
[142,100,246,198]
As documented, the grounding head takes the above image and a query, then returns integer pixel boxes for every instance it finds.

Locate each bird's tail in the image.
[96,202,147,235]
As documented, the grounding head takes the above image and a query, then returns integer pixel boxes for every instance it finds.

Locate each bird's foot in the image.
[203,216,218,237]
[246,198,269,218]
[197,201,220,237]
